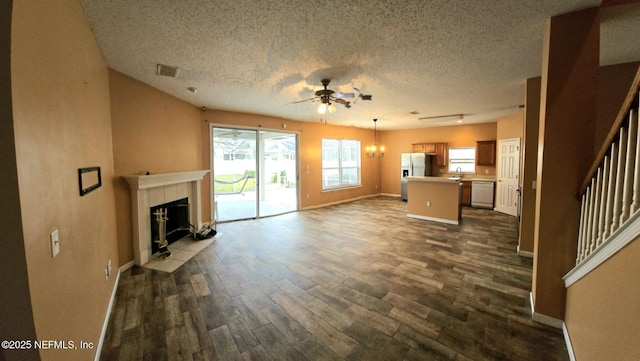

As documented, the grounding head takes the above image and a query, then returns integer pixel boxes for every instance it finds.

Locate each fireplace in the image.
[150,197,190,255]
[124,170,209,265]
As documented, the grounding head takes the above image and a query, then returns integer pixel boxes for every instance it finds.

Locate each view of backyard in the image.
[212,128,297,221]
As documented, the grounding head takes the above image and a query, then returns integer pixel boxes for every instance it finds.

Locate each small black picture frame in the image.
[78,166,101,196]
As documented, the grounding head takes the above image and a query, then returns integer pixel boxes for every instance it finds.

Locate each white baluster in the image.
[622,113,638,225]
[631,109,640,214]
[577,192,588,264]
[586,178,596,257]
[612,127,628,234]
[597,156,609,248]
[591,168,602,253]
[581,186,591,262]
[603,143,618,241]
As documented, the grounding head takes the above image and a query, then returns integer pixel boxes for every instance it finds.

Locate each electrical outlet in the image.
[50,229,60,258]
[426,201,431,207]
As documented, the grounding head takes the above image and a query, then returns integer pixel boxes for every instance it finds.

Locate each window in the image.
[322,139,361,190]
[448,147,476,173]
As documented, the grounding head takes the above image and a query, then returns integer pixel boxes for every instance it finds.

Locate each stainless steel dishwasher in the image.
[471,180,494,209]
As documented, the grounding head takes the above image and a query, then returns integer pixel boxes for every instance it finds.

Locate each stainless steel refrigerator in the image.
[401,153,434,201]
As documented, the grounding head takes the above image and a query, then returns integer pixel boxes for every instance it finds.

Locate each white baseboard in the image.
[407,213,459,225]
[563,322,576,361]
[119,260,135,271]
[301,193,380,210]
[529,292,563,329]
[380,193,400,198]
[517,246,534,258]
[94,265,124,361]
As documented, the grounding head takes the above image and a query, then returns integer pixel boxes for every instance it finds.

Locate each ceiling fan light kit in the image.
[294,78,372,115]
[317,103,336,114]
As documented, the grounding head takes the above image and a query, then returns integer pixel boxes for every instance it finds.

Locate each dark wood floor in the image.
[100,196,569,361]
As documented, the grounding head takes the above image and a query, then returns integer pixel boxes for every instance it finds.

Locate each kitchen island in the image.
[406,176,461,225]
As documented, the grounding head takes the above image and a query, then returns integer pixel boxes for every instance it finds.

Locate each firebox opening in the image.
[150,197,190,255]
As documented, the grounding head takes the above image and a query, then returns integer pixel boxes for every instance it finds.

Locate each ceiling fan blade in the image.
[335,92,355,99]
[333,98,351,108]
[289,97,316,104]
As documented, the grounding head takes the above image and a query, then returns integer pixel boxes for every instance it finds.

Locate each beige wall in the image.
[565,238,640,360]
[1,1,39,360]
[11,0,119,360]
[203,110,382,210]
[496,113,524,142]
[110,70,206,264]
[380,123,497,195]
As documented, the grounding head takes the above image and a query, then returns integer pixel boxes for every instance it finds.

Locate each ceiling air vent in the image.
[156,64,179,78]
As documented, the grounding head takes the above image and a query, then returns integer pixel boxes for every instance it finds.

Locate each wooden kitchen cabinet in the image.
[435,142,447,166]
[461,180,472,206]
[412,143,436,153]
[476,140,496,166]
[423,143,436,153]
[412,142,448,166]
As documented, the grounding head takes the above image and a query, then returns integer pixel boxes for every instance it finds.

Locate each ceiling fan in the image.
[291,79,372,114]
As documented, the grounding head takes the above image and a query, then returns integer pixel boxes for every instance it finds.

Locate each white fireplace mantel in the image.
[124,170,209,266]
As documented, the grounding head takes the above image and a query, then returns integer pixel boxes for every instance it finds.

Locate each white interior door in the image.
[496,138,520,216]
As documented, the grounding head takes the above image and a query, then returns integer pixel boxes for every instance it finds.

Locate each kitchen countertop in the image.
[405,176,497,183]
[405,176,462,183]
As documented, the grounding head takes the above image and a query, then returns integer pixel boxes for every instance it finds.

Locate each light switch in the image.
[51,229,60,258]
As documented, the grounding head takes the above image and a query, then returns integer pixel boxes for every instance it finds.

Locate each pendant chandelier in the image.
[366,118,384,158]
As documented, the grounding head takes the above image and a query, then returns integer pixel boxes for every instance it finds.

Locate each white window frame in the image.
[448,147,476,173]
[321,138,361,190]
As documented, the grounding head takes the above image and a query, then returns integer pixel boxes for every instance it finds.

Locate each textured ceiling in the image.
[79,0,640,130]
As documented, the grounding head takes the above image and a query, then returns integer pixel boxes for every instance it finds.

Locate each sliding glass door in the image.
[259,131,297,217]
[212,128,258,221]
[212,127,297,222]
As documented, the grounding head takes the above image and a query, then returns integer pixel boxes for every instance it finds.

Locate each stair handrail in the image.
[580,66,640,196]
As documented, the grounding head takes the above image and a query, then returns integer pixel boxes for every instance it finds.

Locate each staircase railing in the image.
[573,67,640,273]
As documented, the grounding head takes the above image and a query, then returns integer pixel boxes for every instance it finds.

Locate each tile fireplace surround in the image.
[124,170,209,266]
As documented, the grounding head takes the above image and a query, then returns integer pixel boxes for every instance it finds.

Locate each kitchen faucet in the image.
[456,167,463,179]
